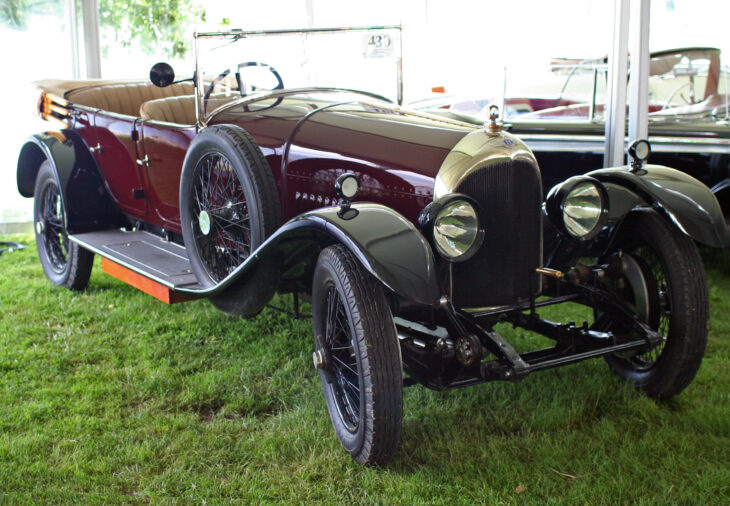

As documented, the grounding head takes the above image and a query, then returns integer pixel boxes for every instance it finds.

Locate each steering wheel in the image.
[662,81,695,110]
[235,61,284,95]
[203,62,284,116]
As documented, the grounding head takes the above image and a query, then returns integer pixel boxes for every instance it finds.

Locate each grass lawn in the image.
[0,233,728,503]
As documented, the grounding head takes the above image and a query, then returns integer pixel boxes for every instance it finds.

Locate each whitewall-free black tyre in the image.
[312,245,403,465]
[600,210,709,399]
[33,161,93,290]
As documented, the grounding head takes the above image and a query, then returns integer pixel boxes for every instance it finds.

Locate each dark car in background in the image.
[17,28,730,465]
[417,47,730,217]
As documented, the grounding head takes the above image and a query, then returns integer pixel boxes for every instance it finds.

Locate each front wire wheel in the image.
[312,245,403,465]
[600,210,709,399]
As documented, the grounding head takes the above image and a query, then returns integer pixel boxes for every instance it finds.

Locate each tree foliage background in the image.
[0,0,63,28]
[0,0,205,58]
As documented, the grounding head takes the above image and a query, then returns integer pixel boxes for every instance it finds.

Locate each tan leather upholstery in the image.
[140,95,238,124]
[66,82,194,117]
[140,95,198,124]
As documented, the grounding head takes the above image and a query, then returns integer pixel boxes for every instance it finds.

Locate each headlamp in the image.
[419,194,484,261]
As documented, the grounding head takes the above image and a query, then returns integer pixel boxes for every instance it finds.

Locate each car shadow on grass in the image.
[390,360,682,472]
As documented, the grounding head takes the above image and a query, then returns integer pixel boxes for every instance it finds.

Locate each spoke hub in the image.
[313,349,328,370]
[198,210,212,235]
[36,220,44,235]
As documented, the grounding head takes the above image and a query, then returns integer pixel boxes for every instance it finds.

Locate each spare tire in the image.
[180,124,281,317]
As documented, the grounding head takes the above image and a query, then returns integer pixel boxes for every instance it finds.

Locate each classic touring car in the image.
[17,27,730,465]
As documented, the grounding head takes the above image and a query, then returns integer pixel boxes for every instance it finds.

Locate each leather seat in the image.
[139,95,198,124]
[66,82,194,117]
[140,95,238,124]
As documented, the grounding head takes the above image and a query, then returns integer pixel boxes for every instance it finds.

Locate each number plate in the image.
[363,33,395,59]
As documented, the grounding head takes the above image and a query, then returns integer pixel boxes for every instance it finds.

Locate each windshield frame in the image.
[191,25,403,127]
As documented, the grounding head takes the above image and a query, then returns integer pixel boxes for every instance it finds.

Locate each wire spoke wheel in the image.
[322,284,362,432]
[39,182,69,272]
[312,245,403,465]
[624,245,671,369]
[33,161,93,290]
[180,125,281,317]
[190,152,251,282]
[600,210,708,399]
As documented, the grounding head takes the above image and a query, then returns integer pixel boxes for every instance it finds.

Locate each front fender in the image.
[710,177,730,215]
[587,165,730,248]
[17,131,125,234]
[178,203,440,307]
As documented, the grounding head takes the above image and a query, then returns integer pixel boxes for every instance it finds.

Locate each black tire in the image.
[312,245,403,465]
[602,209,709,399]
[33,161,93,290]
[179,125,281,316]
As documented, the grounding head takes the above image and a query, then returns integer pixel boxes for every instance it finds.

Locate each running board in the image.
[70,229,204,303]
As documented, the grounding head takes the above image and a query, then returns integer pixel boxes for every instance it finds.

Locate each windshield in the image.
[497,47,729,123]
[193,26,402,122]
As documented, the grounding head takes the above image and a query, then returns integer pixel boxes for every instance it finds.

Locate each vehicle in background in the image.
[415,48,730,217]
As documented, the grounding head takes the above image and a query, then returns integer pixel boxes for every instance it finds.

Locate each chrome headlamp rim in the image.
[418,193,485,262]
[544,176,609,241]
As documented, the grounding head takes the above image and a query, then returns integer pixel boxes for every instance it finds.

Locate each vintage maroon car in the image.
[17,28,730,465]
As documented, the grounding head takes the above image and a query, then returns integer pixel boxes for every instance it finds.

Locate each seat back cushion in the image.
[140,95,238,124]
[66,82,194,117]
[139,95,198,125]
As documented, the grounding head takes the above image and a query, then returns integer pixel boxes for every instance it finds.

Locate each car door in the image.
[90,112,149,218]
[137,121,197,232]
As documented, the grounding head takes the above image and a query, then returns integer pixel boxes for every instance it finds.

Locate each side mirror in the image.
[150,62,175,88]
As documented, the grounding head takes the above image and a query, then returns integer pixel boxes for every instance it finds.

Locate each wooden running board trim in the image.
[101,257,193,304]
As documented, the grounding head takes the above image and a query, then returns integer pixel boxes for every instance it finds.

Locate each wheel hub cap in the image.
[313,348,330,370]
[36,220,44,235]
[198,210,211,235]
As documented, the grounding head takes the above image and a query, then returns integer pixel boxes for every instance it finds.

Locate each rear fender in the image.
[179,203,441,307]
[588,165,730,248]
[17,131,126,233]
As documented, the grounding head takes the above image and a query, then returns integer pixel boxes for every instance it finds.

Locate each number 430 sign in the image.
[363,33,396,59]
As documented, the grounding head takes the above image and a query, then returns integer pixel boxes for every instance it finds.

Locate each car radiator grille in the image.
[451,160,543,308]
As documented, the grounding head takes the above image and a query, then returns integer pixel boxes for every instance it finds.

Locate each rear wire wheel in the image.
[33,161,93,290]
[312,245,403,465]
[600,210,709,399]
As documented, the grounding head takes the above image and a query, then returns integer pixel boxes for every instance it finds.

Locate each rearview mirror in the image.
[150,62,175,88]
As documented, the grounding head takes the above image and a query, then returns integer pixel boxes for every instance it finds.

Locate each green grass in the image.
[1,234,728,503]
